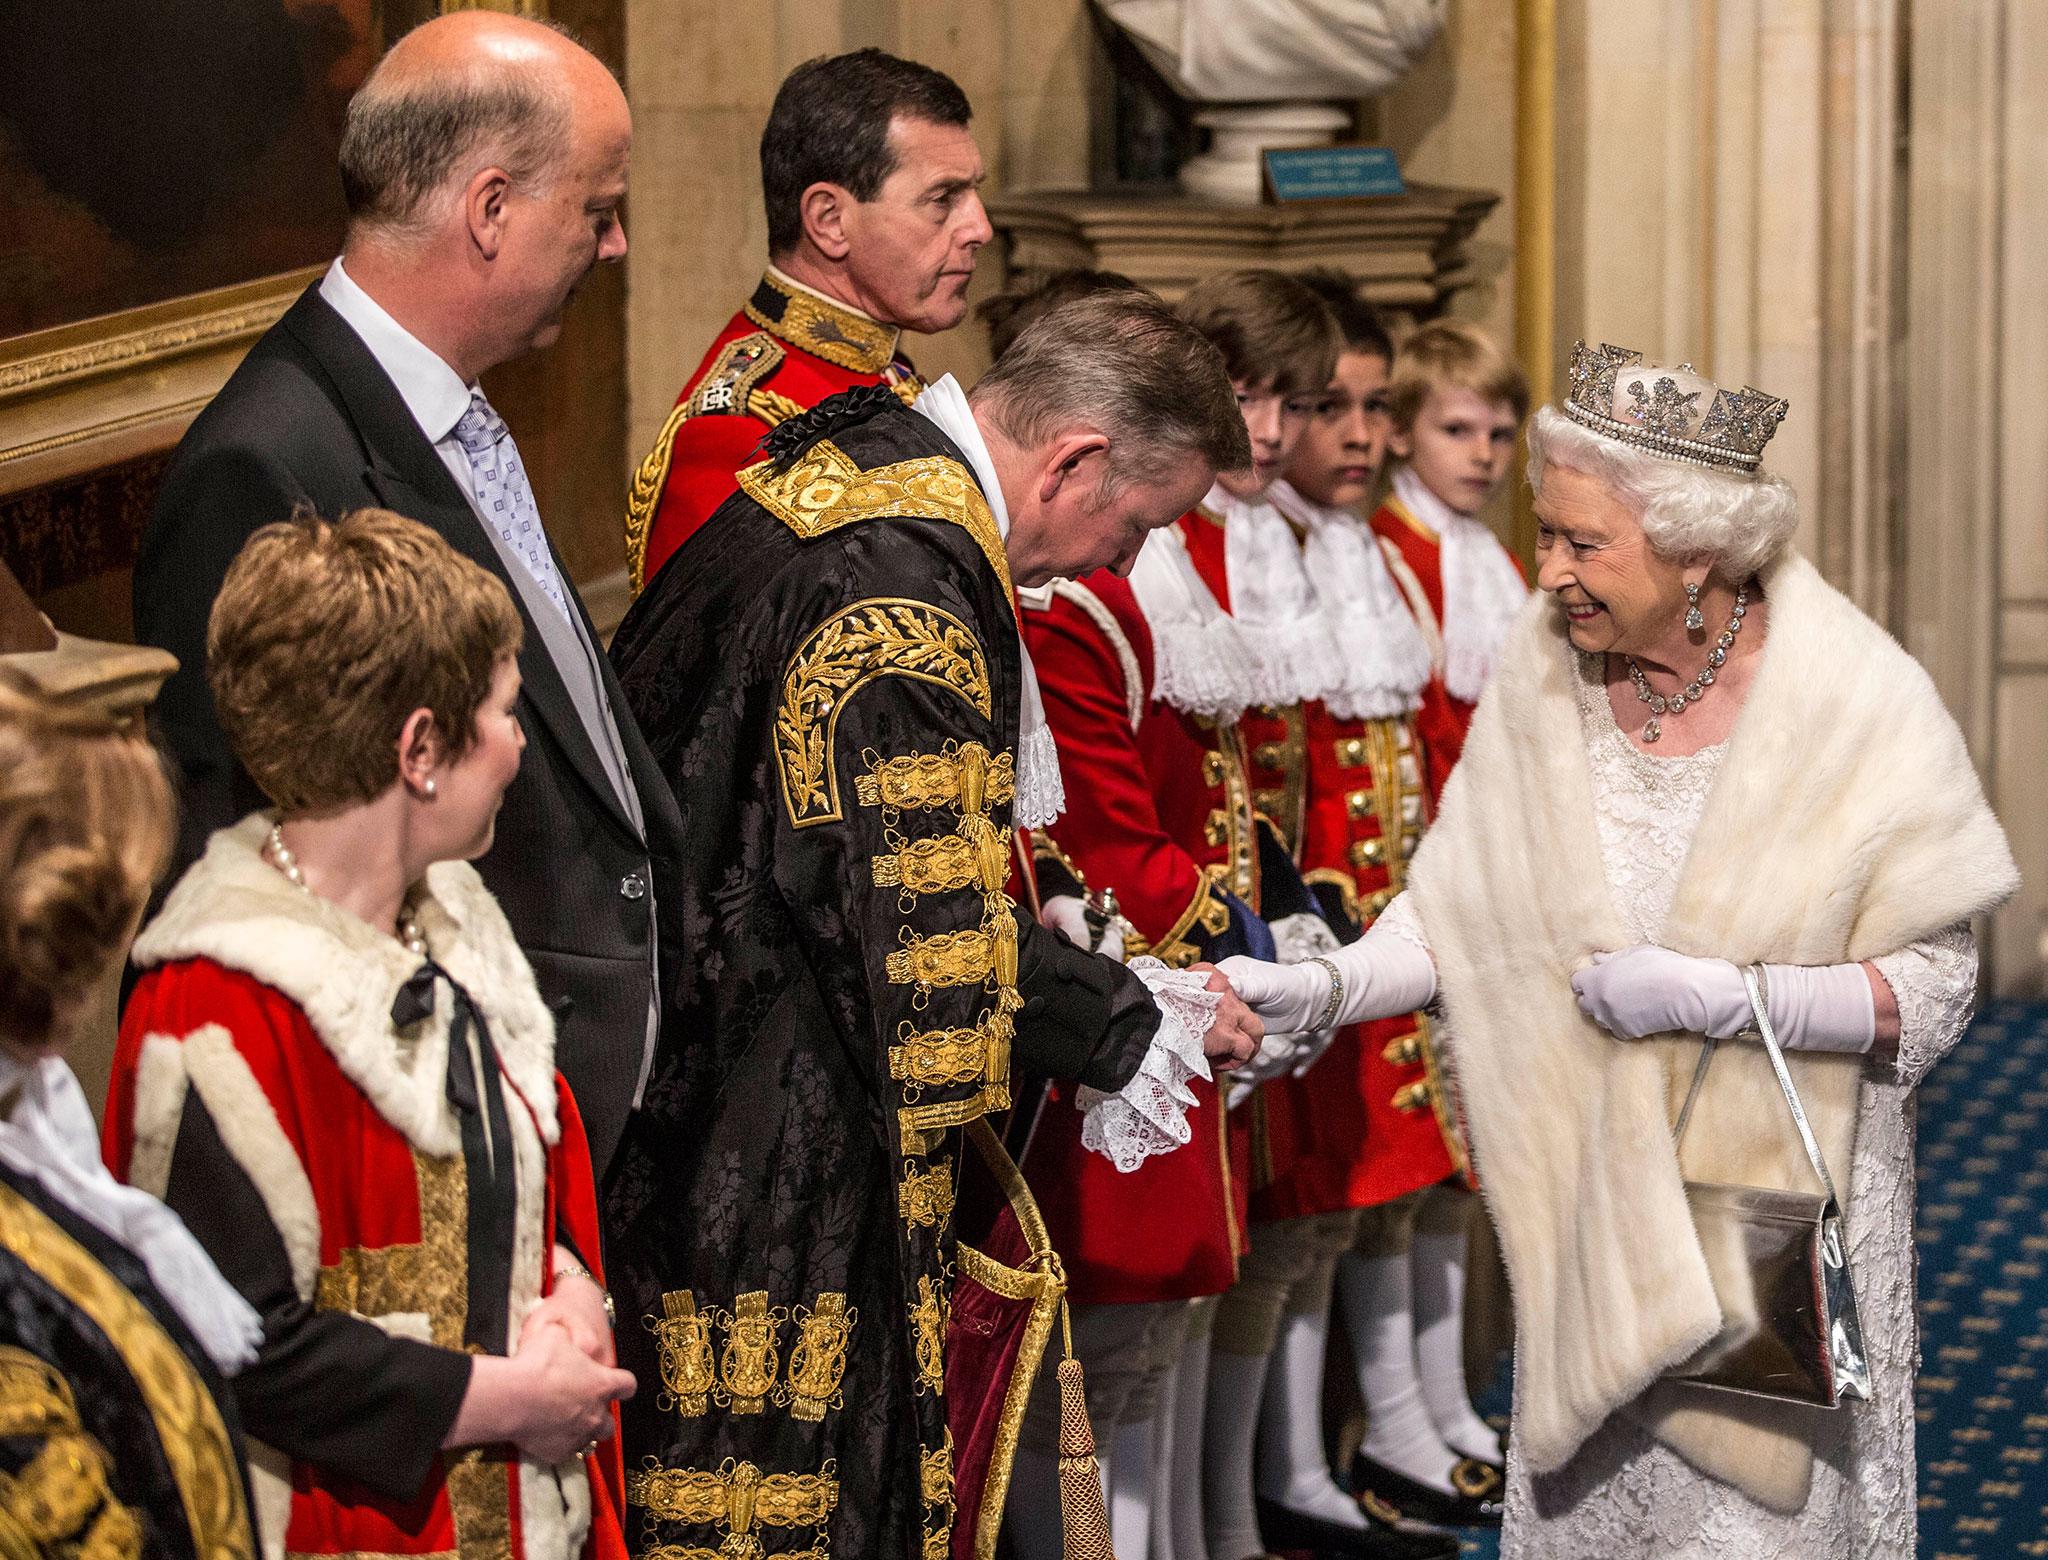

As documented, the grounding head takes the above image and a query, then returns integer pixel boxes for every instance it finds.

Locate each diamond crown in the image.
[1562,341,1788,474]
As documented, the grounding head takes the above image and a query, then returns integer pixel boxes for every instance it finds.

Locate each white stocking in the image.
[1150,1354,1180,1560]
[1255,1302,1366,1526]
[1335,1249,1458,1494]
[1109,1416,1157,1560]
[1166,1299,1215,1560]
[1201,1348,1271,1560]
[1411,1187,1502,1463]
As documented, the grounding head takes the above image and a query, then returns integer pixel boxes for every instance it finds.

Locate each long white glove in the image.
[1217,918,1438,1034]
[1570,944,1876,1053]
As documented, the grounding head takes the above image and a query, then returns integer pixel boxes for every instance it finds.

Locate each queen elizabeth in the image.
[1220,343,2018,1557]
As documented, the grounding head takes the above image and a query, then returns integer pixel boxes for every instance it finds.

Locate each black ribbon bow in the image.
[391,959,520,1353]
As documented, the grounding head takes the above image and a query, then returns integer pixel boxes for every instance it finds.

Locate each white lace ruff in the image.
[1012,682,1066,828]
[1127,525,1259,721]
[1215,485,1349,708]
[1077,958,1222,1172]
[1392,466,1527,703]
[1268,480,1431,720]
[1498,658,1979,1560]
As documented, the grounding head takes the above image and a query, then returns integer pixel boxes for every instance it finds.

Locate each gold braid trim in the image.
[898,1159,957,1229]
[625,398,693,596]
[780,1294,857,1423]
[715,1292,784,1414]
[890,1009,1014,1091]
[0,1188,252,1560]
[873,832,982,897]
[748,387,807,426]
[647,1290,716,1417]
[900,1085,1012,1156]
[909,1275,948,1397]
[884,927,997,988]
[1122,864,1231,968]
[628,1457,838,1529]
[746,272,900,373]
[777,600,992,829]
[737,439,1014,606]
[857,748,1015,812]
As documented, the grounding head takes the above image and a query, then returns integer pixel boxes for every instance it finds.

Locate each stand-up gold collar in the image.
[745,269,901,376]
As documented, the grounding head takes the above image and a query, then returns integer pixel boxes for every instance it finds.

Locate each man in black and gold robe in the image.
[604,291,1259,1560]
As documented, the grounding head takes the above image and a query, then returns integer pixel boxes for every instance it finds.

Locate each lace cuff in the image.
[1076,957,1221,1172]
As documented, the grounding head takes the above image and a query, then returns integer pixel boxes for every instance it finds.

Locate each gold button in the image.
[1382,1033,1423,1067]
[1366,887,1397,917]
[1253,788,1285,816]
[1204,808,1229,847]
[1348,836,1386,869]
[1345,788,1376,821]
[1392,1080,1433,1113]
[1335,738,1368,767]
[1252,741,1285,771]
[1202,751,1229,787]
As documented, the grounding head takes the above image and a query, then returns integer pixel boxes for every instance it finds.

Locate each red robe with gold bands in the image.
[625,270,925,592]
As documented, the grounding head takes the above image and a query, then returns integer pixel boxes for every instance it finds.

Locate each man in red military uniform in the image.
[624,48,993,592]
[1368,319,1531,803]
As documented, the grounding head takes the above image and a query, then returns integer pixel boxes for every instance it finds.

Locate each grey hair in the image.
[968,292,1253,489]
[339,37,579,240]
[1525,405,1798,581]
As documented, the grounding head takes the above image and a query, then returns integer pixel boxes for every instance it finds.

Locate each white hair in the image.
[1524,405,1798,581]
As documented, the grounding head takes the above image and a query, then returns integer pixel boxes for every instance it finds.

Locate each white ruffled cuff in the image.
[1013,718,1066,829]
[1150,620,1254,724]
[1076,957,1221,1172]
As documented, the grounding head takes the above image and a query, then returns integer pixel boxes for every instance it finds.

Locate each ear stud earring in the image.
[424,777,438,798]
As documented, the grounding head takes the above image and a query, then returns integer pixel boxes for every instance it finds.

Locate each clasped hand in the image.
[1569,944,1750,1040]
[1189,961,1264,1071]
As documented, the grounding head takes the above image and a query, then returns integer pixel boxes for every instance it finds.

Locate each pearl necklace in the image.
[1625,584,1749,743]
[265,824,427,956]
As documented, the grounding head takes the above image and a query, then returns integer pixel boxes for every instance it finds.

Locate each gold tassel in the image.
[1054,1302,1117,1560]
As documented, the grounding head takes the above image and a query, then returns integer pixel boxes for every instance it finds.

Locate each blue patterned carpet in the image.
[1446,999,2048,1559]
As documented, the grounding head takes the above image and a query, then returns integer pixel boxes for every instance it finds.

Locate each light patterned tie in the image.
[452,389,570,621]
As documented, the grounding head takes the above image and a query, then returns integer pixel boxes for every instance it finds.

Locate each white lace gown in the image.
[1403,653,1978,1559]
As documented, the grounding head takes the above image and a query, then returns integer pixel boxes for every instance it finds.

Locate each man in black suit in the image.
[135,10,677,1176]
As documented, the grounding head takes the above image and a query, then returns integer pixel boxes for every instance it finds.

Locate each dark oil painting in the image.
[0,0,436,340]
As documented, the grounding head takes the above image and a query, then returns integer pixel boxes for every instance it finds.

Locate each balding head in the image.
[340,12,619,243]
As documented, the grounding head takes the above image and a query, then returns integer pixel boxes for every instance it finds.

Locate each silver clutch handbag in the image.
[1662,965,1872,1407]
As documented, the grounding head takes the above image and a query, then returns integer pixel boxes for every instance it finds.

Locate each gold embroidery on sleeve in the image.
[777,600,992,829]
[629,1457,838,1556]
[856,747,1015,812]
[890,1012,1015,1093]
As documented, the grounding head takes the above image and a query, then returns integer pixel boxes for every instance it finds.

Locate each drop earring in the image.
[1683,581,1705,633]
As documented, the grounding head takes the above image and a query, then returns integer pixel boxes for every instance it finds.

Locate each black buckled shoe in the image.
[1349,1450,1505,1528]
[1255,1495,1460,1560]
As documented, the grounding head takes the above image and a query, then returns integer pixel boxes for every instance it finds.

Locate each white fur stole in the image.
[1408,551,2017,1509]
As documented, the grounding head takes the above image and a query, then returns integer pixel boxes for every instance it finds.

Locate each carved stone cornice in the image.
[986,184,1499,313]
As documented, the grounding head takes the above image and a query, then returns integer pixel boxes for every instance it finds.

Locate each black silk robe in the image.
[0,1162,255,1560]
[606,391,1159,1560]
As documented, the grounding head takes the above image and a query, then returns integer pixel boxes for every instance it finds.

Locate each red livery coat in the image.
[1019,516,1263,1305]
[625,270,925,592]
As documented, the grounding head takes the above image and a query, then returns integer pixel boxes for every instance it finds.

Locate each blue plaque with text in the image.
[1263,144,1407,203]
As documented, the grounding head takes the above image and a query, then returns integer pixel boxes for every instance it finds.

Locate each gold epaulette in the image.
[737,438,1013,605]
[625,332,794,593]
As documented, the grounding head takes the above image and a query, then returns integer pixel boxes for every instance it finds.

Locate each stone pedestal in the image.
[1179,102,1352,205]
[987,183,1499,316]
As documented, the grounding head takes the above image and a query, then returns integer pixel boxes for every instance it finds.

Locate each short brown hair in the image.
[970,291,1252,487]
[1385,318,1531,432]
[977,268,1144,361]
[1294,269,1394,363]
[0,672,174,1051]
[1173,269,1342,398]
[207,510,524,815]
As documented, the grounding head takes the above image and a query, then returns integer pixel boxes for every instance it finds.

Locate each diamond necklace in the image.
[1625,583,1748,743]
[266,823,427,955]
